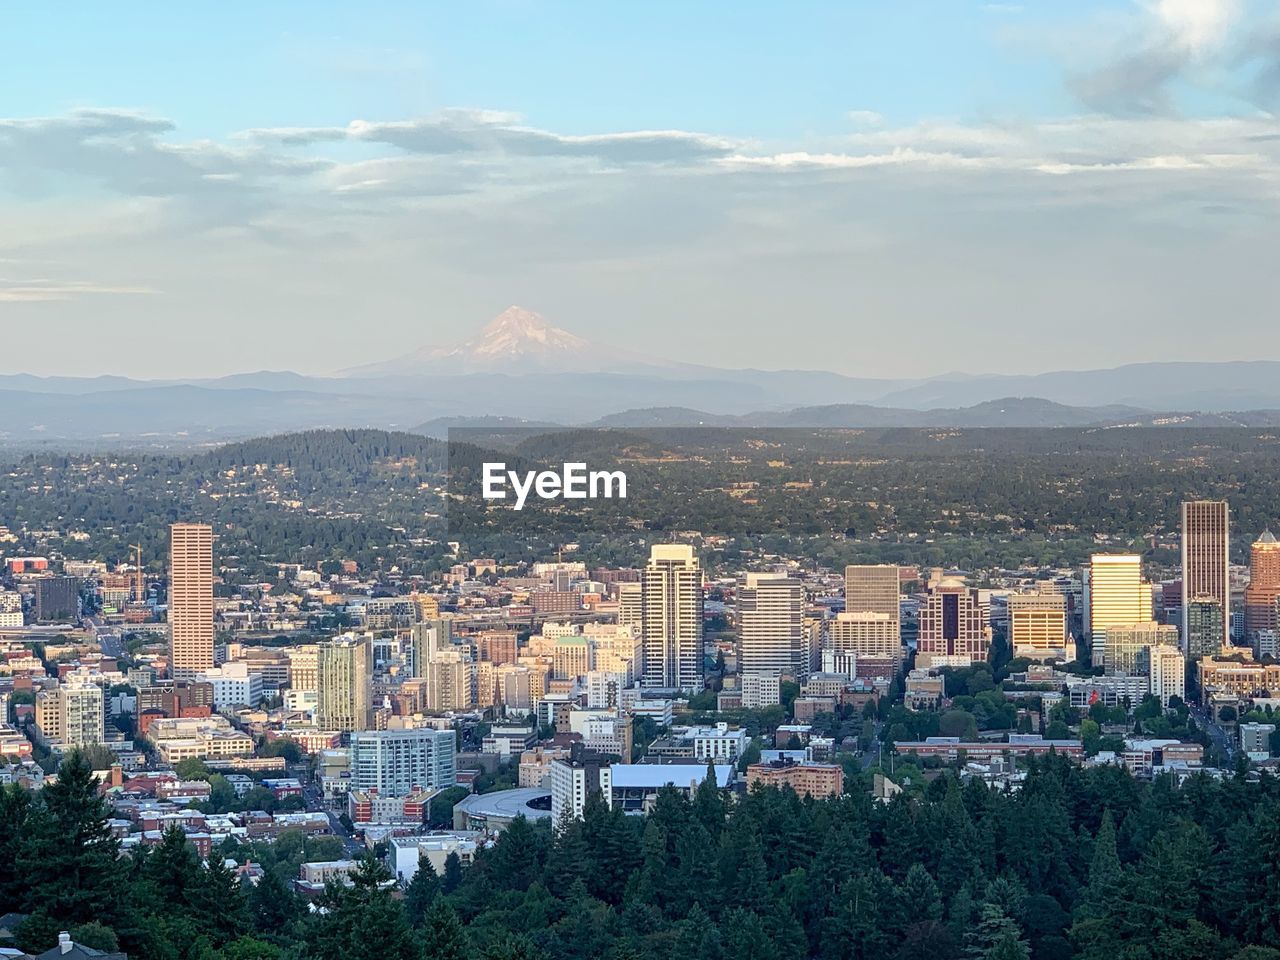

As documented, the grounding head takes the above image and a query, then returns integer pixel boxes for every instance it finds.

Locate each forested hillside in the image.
[5,752,1280,960]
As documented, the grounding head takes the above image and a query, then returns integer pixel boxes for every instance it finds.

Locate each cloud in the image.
[0,277,157,302]
[244,108,738,164]
[1066,0,1242,115]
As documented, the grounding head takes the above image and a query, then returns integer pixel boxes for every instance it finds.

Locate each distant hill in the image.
[589,397,1153,429]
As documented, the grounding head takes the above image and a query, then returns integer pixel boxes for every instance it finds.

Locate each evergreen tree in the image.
[18,750,122,928]
[403,855,441,926]
[420,899,470,960]
[965,903,1030,960]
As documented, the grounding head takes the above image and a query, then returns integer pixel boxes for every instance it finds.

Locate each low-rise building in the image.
[745,759,843,798]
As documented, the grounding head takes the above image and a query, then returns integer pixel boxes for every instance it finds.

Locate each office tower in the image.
[427,649,476,712]
[316,634,373,732]
[1181,500,1230,653]
[640,545,704,691]
[33,576,81,622]
[916,578,990,666]
[844,564,900,623]
[169,523,215,679]
[829,612,901,661]
[1245,531,1280,642]
[1104,622,1179,676]
[1007,593,1070,661]
[349,727,456,796]
[553,636,593,679]
[1186,598,1225,660]
[286,645,319,693]
[1088,555,1153,668]
[410,619,452,678]
[617,582,642,630]
[1147,644,1186,707]
[738,573,805,677]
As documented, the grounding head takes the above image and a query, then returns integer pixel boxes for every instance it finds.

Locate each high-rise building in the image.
[617,582,642,631]
[1088,555,1153,668]
[427,649,476,712]
[844,565,900,622]
[286,645,319,693]
[410,619,452,678]
[65,680,105,749]
[1181,500,1230,653]
[1103,622,1179,676]
[169,523,215,679]
[1245,530,1280,642]
[316,634,372,732]
[1186,598,1225,660]
[738,573,805,677]
[33,576,81,623]
[916,578,990,666]
[1147,644,1186,707]
[828,612,902,662]
[349,727,456,796]
[0,590,22,628]
[640,545,704,691]
[1007,593,1070,662]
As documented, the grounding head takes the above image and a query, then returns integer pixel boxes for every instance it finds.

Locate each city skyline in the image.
[6,2,1280,379]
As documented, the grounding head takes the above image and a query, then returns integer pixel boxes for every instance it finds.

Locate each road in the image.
[1193,706,1237,766]
[303,782,363,857]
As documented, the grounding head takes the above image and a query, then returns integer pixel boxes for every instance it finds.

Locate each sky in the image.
[4,0,1280,379]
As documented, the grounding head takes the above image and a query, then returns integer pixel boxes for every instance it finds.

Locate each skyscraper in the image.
[1245,531,1280,643]
[640,544,704,691]
[1088,554,1153,668]
[169,523,214,679]
[33,576,81,623]
[844,565,900,622]
[316,633,373,732]
[916,578,990,666]
[349,727,456,796]
[1181,500,1230,653]
[738,573,805,678]
[617,582,642,631]
[410,618,452,678]
[1103,622,1179,676]
[1186,598,1225,660]
[1147,644,1186,708]
[828,613,902,661]
[1007,593,1070,662]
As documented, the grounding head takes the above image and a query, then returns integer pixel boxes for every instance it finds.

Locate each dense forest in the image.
[5,426,1280,577]
[5,751,1280,960]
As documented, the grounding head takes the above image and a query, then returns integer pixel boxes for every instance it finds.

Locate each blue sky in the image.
[3,1,1280,378]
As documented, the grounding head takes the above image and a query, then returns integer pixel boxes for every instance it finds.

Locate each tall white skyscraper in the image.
[641,544,704,692]
[738,573,805,678]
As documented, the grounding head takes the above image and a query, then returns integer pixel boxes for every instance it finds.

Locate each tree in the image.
[18,750,122,929]
[442,850,465,893]
[175,757,211,780]
[403,856,440,925]
[421,899,470,960]
[966,904,1030,960]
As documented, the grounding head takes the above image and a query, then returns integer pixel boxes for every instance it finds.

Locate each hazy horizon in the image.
[5,1,1280,379]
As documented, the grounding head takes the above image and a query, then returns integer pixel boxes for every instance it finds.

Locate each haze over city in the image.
[6,0,1280,379]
